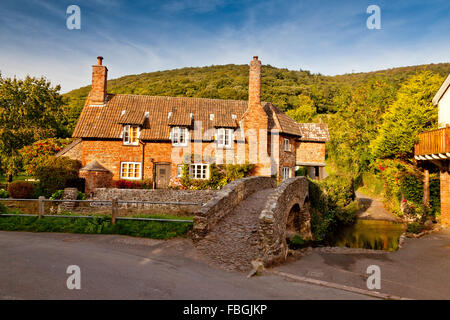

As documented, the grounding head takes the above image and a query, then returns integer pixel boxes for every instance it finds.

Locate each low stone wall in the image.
[258,177,310,266]
[193,176,276,241]
[91,188,217,215]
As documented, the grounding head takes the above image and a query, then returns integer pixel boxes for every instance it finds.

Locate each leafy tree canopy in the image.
[0,74,66,177]
[370,71,444,160]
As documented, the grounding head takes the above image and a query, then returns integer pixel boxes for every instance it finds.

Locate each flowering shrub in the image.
[374,159,439,219]
[115,180,141,189]
[20,138,73,175]
[114,179,153,189]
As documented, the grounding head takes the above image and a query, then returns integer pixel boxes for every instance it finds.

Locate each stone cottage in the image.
[58,56,329,192]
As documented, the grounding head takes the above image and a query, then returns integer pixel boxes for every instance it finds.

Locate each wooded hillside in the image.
[63,62,450,133]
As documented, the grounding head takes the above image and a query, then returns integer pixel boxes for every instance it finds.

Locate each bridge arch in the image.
[258,177,311,266]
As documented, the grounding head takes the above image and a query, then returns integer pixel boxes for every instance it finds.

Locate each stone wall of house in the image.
[79,169,113,195]
[81,139,247,185]
[296,141,326,165]
[441,168,450,226]
[258,176,310,266]
[278,134,297,178]
[91,188,217,215]
[192,176,276,241]
[62,141,82,161]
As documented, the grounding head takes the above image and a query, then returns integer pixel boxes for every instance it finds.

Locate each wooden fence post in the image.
[38,196,45,219]
[111,198,118,225]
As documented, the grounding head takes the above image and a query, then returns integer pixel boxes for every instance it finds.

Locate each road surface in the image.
[0,231,373,300]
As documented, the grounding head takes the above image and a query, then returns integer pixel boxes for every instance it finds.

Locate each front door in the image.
[155,163,171,189]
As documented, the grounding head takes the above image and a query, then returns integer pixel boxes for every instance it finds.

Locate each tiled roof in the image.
[118,110,147,125]
[267,104,302,136]
[80,160,110,172]
[167,107,193,126]
[72,94,302,140]
[212,111,238,128]
[297,123,330,142]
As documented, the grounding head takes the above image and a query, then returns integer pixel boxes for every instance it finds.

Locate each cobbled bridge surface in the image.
[193,176,311,272]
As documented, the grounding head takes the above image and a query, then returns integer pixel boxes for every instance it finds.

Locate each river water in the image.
[331,219,405,251]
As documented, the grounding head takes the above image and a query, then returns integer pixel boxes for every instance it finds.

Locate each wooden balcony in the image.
[414,127,450,159]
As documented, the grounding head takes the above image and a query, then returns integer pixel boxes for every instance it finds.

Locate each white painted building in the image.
[433,74,450,127]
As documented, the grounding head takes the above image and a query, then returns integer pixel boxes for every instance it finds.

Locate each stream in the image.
[330,219,406,251]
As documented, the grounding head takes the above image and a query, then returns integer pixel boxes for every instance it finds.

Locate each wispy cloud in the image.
[0,0,448,92]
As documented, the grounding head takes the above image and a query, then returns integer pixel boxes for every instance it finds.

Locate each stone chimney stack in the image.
[90,56,108,105]
[249,56,261,107]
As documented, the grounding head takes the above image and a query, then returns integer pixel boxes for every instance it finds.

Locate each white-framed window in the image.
[120,162,141,180]
[177,164,184,178]
[123,125,140,145]
[171,127,189,146]
[282,167,291,180]
[190,164,209,179]
[283,138,290,152]
[217,128,233,148]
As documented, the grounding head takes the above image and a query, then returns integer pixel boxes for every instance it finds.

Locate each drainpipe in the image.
[139,140,146,180]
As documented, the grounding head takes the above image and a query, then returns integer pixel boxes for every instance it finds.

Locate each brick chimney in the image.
[249,56,261,107]
[90,56,108,105]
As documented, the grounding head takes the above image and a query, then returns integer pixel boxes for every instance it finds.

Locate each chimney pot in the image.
[97,56,103,65]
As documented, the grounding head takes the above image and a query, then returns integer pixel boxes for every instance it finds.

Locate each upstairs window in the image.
[217,128,233,148]
[123,125,139,145]
[284,138,290,152]
[171,127,189,146]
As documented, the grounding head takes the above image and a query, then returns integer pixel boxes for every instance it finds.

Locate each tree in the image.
[370,71,444,160]
[286,94,317,122]
[328,77,396,174]
[0,74,66,180]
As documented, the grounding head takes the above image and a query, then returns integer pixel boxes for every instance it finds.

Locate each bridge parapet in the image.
[258,176,311,266]
[192,176,276,241]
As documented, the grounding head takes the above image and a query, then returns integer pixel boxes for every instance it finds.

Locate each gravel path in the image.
[195,188,274,272]
[355,191,400,222]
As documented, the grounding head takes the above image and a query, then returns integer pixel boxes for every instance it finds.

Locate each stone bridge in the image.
[193,176,311,271]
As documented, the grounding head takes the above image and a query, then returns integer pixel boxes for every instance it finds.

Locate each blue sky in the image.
[0,0,449,92]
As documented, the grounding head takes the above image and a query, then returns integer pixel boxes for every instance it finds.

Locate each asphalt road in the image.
[277,228,450,299]
[0,231,373,300]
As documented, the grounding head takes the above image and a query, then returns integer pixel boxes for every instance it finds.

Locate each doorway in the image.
[155,163,171,189]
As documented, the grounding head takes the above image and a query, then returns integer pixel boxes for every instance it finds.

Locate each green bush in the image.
[308,174,358,242]
[49,190,86,200]
[295,166,308,177]
[0,202,7,214]
[33,157,81,197]
[180,162,255,190]
[319,174,355,208]
[406,222,426,234]
[430,178,440,216]
[7,181,35,199]
[0,189,8,198]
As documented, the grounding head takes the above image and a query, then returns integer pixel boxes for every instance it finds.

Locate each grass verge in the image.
[0,212,192,239]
